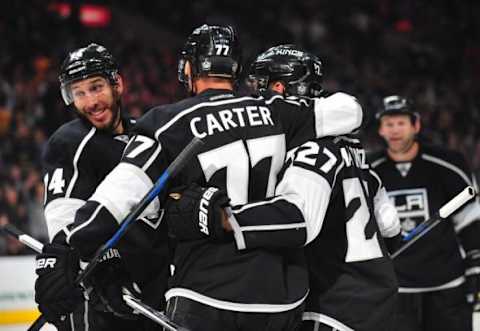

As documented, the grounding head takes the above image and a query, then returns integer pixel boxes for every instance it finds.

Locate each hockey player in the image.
[36,43,168,330]
[369,95,480,331]
[61,25,364,331]
[166,44,401,331]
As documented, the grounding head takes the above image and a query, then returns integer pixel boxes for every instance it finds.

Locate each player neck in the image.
[387,140,419,162]
[193,78,233,94]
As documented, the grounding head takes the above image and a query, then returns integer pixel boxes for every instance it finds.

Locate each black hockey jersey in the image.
[66,89,363,312]
[230,135,399,330]
[42,116,169,297]
[369,144,480,290]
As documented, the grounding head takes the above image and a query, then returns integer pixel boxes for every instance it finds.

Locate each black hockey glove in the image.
[165,183,231,242]
[465,249,480,311]
[86,248,140,319]
[34,242,83,325]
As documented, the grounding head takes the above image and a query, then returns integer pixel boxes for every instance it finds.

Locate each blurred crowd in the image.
[1,0,479,255]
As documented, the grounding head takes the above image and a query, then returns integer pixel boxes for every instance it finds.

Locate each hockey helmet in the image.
[178,24,242,85]
[59,43,119,105]
[249,44,323,97]
[376,95,418,121]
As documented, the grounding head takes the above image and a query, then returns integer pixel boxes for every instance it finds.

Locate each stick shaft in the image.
[392,186,475,259]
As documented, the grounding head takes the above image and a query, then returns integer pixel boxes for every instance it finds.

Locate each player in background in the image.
[369,95,480,331]
[167,44,401,331]
[60,25,364,331]
[36,43,168,330]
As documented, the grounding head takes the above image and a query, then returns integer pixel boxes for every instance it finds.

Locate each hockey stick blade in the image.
[391,186,475,259]
[123,294,189,331]
[29,136,204,331]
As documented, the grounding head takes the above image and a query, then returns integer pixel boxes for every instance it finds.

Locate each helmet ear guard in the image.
[59,43,119,105]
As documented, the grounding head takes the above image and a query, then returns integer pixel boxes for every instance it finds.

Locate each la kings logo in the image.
[388,188,430,237]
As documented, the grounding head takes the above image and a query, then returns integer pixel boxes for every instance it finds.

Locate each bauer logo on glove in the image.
[166,183,231,242]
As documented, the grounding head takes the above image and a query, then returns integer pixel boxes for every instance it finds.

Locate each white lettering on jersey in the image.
[340,147,369,170]
[190,106,274,138]
[46,168,66,194]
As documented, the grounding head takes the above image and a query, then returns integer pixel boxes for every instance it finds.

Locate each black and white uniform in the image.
[229,135,400,331]
[64,89,362,331]
[43,116,169,331]
[369,144,480,331]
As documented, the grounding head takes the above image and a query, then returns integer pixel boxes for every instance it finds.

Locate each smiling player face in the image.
[70,75,124,133]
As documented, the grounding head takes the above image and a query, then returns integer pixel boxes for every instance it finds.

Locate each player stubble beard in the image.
[77,88,123,134]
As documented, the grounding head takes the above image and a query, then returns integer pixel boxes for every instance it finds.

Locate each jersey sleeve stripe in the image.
[65,127,96,198]
[226,211,247,250]
[154,96,263,139]
[370,157,387,168]
[453,202,480,232]
[239,222,306,232]
[141,142,162,172]
[44,197,86,240]
[66,203,103,244]
[275,166,334,245]
[421,154,472,186]
[90,162,159,223]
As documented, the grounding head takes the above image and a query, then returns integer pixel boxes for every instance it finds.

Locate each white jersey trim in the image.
[421,154,472,186]
[154,96,263,139]
[66,204,103,244]
[90,162,159,223]
[165,288,308,313]
[302,311,354,331]
[240,222,306,232]
[275,165,335,245]
[66,127,96,198]
[453,201,480,232]
[44,197,86,240]
[398,275,465,293]
[371,157,387,168]
[314,93,362,138]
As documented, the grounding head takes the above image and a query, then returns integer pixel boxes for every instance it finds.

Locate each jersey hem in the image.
[165,288,308,313]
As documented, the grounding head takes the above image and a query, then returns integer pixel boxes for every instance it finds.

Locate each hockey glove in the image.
[86,248,140,319]
[34,242,84,325]
[465,249,480,311]
[166,183,231,242]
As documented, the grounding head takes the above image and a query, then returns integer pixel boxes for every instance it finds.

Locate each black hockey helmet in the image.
[376,95,419,121]
[249,44,323,97]
[59,43,119,105]
[178,24,242,85]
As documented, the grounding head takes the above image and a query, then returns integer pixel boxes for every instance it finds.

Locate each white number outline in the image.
[197,134,285,205]
[125,135,155,159]
[214,44,230,56]
[343,177,383,262]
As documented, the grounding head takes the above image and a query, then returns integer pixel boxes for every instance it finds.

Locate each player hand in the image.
[466,250,480,311]
[165,183,231,242]
[34,242,84,325]
[86,248,140,319]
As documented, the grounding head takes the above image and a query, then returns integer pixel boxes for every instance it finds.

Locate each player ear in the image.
[270,81,285,95]
[113,74,124,95]
[414,117,421,134]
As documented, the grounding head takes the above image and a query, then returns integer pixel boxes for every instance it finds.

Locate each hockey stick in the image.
[0,224,183,331]
[391,186,475,259]
[0,223,44,253]
[29,136,204,331]
[123,294,188,331]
